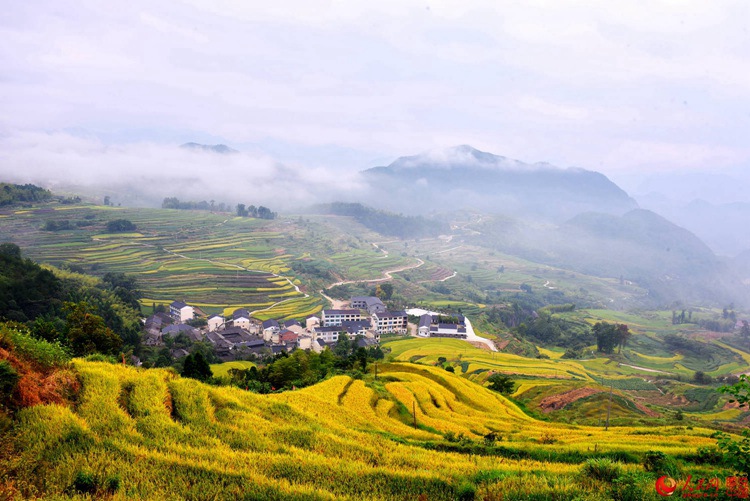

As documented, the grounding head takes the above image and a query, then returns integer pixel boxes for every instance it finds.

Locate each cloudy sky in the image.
[1,0,749,199]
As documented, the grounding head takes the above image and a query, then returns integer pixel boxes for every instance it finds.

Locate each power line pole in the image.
[605,383,613,431]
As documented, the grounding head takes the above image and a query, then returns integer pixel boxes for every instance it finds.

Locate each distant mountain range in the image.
[635,197,750,257]
[361,145,638,221]
[348,145,750,306]
[180,142,238,154]
[460,208,745,306]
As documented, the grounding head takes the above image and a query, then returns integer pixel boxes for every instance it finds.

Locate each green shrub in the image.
[1,326,70,370]
[606,451,639,464]
[643,450,680,477]
[105,473,121,493]
[715,374,750,475]
[72,470,97,494]
[610,472,650,501]
[444,431,458,443]
[84,353,119,364]
[456,481,476,501]
[581,458,623,483]
[0,360,19,404]
[694,446,723,465]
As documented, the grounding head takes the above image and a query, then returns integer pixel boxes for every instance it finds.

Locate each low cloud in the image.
[0,131,366,210]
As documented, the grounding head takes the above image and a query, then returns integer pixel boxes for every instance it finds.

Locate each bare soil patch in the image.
[539,387,600,413]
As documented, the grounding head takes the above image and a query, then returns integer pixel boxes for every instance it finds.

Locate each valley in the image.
[1,195,749,499]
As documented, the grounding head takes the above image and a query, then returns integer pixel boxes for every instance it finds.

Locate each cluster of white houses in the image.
[147,298,469,359]
[145,296,414,361]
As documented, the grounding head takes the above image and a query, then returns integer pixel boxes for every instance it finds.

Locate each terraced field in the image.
[382,337,750,426]
[0,206,398,318]
[6,360,727,500]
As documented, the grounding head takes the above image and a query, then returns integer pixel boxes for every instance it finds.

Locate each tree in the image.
[236,204,247,217]
[0,243,21,259]
[257,206,274,219]
[594,322,618,354]
[103,196,111,206]
[182,353,196,378]
[616,324,631,354]
[334,332,351,358]
[487,374,515,395]
[693,371,712,385]
[714,375,750,475]
[102,272,141,310]
[380,283,394,300]
[106,219,136,232]
[355,347,368,371]
[182,352,212,382]
[64,302,122,356]
[193,352,212,381]
[740,321,750,347]
[368,346,384,360]
[592,322,630,355]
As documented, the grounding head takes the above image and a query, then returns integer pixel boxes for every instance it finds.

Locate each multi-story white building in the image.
[373,310,408,334]
[314,325,344,343]
[322,309,363,326]
[170,301,195,323]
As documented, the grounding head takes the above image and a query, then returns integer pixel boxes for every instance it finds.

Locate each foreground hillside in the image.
[2,353,731,500]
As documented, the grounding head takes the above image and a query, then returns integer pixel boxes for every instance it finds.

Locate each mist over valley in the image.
[2,3,750,499]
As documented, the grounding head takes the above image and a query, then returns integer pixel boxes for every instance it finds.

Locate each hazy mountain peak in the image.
[180,142,238,154]
[386,144,526,171]
[362,145,638,221]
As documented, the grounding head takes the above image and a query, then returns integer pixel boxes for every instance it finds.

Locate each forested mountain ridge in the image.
[309,202,449,238]
[361,145,638,220]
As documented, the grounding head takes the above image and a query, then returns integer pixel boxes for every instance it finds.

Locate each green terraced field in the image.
[0,204,425,320]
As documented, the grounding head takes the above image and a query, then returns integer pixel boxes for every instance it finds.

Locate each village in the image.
[143,296,471,362]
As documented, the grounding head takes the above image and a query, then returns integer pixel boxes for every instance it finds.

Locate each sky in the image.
[1,0,749,201]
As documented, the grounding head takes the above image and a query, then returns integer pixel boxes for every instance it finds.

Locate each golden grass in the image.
[1,359,731,500]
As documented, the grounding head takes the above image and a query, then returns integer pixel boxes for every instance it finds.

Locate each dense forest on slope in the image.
[309,202,449,238]
[0,243,142,356]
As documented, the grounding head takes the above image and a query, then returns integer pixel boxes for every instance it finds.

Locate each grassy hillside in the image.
[1,358,731,500]
[382,336,749,428]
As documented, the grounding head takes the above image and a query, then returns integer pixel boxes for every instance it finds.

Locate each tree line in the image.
[214,333,384,392]
[162,197,231,212]
[161,197,278,219]
[0,183,52,206]
[235,204,276,219]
